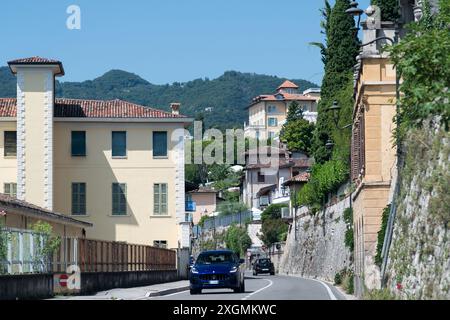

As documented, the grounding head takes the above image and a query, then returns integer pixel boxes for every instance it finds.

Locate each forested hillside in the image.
[0,66,317,129]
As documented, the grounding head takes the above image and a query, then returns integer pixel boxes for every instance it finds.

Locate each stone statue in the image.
[365,5,381,30]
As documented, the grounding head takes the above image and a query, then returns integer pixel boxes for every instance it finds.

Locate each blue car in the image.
[189,250,246,295]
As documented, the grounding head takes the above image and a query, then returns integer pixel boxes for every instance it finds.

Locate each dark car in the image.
[253,258,275,276]
[189,250,246,295]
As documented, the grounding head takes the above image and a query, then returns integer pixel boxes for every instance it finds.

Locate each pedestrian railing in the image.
[193,211,253,236]
[0,227,177,275]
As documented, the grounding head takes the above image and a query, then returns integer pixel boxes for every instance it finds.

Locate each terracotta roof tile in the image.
[8,56,62,64]
[283,172,310,186]
[278,80,299,90]
[0,98,188,119]
[0,98,17,117]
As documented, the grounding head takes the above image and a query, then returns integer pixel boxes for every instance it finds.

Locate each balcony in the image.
[185,201,197,212]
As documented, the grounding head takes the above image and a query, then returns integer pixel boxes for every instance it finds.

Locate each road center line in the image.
[241,279,273,301]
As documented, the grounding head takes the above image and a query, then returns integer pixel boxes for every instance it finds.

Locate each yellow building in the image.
[0,57,193,250]
[351,22,398,296]
[244,81,320,140]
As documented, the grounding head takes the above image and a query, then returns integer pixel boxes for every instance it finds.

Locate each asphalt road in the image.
[149,272,346,300]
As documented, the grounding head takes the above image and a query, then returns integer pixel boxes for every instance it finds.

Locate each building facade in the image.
[0,57,193,250]
[244,81,320,140]
[351,0,441,297]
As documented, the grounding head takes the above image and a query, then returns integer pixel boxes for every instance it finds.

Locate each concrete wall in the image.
[279,197,352,282]
[0,274,53,300]
[80,270,179,295]
[0,271,180,299]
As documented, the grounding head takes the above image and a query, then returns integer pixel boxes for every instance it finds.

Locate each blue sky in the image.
[1,0,369,84]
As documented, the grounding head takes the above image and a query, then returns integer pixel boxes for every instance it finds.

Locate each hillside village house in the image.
[187,186,225,225]
[0,57,193,250]
[242,146,311,210]
[244,81,320,140]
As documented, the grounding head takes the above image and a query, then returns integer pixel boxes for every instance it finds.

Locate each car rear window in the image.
[196,252,235,265]
[258,259,271,265]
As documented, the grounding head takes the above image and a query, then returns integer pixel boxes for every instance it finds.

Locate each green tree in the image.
[224,224,252,257]
[261,204,288,222]
[371,0,400,22]
[286,101,303,122]
[388,0,450,136]
[280,119,315,153]
[311,0,360,164]
[217,201,248,217]
[260,219,288,247]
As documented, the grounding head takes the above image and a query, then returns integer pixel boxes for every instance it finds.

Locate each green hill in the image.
[0,67,318,129]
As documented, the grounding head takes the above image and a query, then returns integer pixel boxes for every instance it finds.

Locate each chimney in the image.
[171,103,181,115]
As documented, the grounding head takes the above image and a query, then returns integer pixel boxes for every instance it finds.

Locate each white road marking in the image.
[308,278,338,300]
[241,279,273,301]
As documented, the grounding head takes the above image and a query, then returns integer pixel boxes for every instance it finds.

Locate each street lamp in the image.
[328,101,341,127]
[325,139,335,151]
[346,1,365,33]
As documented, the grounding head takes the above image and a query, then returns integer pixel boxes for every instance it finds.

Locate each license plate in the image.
[263,269,269,271]
[209,280,219,285]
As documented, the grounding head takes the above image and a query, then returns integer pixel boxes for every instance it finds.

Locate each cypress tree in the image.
[312,0,360,164]
[371,0,400,22]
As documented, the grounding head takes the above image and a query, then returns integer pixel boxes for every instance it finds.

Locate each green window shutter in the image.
[71,131,86,156]
[4,131,17,157]
[112,132,127,157]
[72,183,86,215]
[112,183,127,215]
[153,131,168,157]
[154,183,168,215]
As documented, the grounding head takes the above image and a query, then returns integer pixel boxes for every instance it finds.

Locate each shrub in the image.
[260,219,288,247]
[295,159,349,209]
[261,204,288,222]
[334,272,343,285]
[224,224,252,257]
[343,208,354,252]
[375,204,391,267]
[217,201,248,217]
[364,288,397,300]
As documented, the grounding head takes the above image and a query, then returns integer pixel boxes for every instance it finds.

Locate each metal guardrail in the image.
[380,178,400,284]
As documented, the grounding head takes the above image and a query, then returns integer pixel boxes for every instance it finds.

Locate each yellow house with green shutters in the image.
[0,57,193,249]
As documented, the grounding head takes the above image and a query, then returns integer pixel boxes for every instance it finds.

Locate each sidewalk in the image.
[51,280,190,300]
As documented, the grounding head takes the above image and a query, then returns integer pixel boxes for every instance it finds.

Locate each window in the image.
[4,183,17,198]
[112,131,127,157]
[153,131,168,158]
[71,131,86,157]
[72,183,86,216]
[268,105,277,113]
[257,172,265,183]
[112,183,127,215]
[153,240,168,249]
[154,183,168,215]
[4,131,16,157]
[268,118,278,127]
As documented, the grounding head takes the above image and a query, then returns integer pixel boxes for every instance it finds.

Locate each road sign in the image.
[59,274,69,287]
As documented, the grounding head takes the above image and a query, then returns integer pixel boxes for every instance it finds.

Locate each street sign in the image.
[59,274,68,287]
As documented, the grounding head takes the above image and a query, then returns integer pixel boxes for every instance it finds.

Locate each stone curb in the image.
[143,285,190,298]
